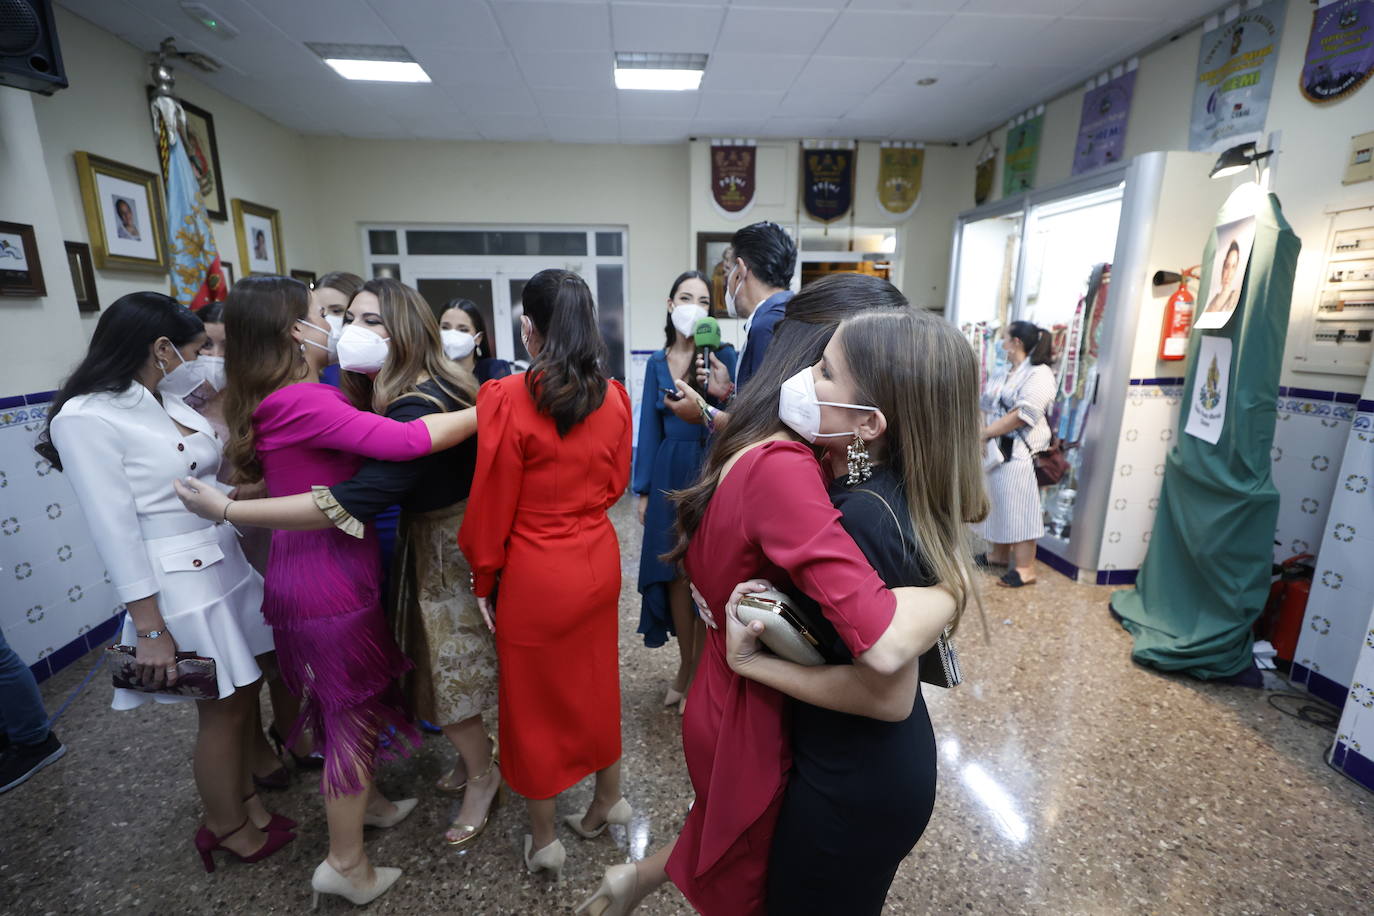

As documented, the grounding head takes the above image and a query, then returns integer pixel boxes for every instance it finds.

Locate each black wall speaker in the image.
[0,0,68,95]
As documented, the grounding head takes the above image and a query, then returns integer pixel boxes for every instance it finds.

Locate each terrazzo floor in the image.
[1,494,1370,915]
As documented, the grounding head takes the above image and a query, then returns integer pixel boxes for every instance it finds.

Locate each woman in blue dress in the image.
[634,271,736,710]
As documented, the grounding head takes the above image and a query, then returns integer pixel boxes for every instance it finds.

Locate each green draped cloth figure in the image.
[1111,190,1300,679]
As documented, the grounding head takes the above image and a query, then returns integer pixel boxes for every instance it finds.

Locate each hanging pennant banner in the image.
[801,145,855,223]
[1301,0,1374,103]
[152,96,225,309]
[1071,70,1136,175]
[710,141,756,218]
[974,145,997,206]
[1189,0,1288,152]
[1002,113,1043,197]
[877,143,924,218]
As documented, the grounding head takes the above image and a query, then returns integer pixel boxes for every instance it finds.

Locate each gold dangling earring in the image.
[846,435,872,485]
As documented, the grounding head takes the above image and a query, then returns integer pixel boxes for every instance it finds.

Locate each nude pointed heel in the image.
[523,835,566,881]
[564,797,632,839]
[362,797,417,829]
[309,860,401,909]
[574,863,640,916]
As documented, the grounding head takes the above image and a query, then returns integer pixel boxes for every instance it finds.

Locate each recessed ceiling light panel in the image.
[613,51,707,91]
[307,42,431,82]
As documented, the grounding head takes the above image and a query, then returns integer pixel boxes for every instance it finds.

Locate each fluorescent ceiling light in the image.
[614,51,707,92]
[324,59,430,82]
[307,42,430,83]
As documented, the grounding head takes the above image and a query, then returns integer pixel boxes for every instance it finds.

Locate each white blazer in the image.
[49,382,227,604]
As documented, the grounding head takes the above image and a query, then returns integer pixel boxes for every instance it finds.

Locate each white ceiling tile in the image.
[458,86,542,116]
[876,59,995,92]
[411,48,525,88]
[367,0,506,49]
[1072,0,1207,19]
[760,116,834,139]
[791,57,903,96]
[727,0,847,8]
[814,10,952,58]
[248,0,396,44]
[699,53,808,92]
[610,3,725,53]
[345,82,464,117]
[493,1,613,51]
[696,90,785,120]
[514,49,614,89]
[545,115,622,143]
[470,114,551,141]
[847,0,966,10]
[915,13,1056,65]
[714,7,838,55]
[535,88,621,118]
[407,124,486,140]
[776,90,867,118]
[962,0,1081,14]
[691,117,769,136]
[616,89,703,119]
[618,118,693,142]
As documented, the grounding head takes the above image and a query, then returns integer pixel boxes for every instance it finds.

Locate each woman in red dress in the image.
[575,276,957,916]
[459,269,633,880]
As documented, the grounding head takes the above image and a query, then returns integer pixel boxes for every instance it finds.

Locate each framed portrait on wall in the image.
[232,199,285,276]
[64,241,98,311]
[0,221,45,297]
[75,152,169,273]
[696,232,735,318]
[179,99,227,221]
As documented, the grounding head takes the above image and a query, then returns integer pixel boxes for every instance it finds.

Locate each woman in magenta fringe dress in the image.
[212,276,478,907]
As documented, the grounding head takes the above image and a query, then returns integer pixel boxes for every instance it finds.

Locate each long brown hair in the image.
[836,309,989,632]
[667,273,908,565]
[522,269,607,436]
[315,270,364,300]
[222,276,311,482]
[340,278,477,414]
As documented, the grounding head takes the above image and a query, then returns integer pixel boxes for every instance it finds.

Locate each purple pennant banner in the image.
[1301,0,1374,103]
[1071,70,1136,176]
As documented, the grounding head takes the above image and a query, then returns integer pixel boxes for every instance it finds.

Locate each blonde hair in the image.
[837,308,989,634]
[341,278,477,414]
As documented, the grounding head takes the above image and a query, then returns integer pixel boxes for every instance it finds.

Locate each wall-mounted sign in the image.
[1300,0,1374,104]
[1189,0,1288,152]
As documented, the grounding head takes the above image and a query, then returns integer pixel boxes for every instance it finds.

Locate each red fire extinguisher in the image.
[1255,553,1314,665]
[1158,266,1198,361]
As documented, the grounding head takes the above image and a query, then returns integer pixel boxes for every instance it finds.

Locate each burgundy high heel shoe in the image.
[269,722,324,770]
[243,791,298,833]
[194,819,295,873]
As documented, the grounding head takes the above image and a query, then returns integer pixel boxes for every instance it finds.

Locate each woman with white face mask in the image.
[310,271,363,388]
[439,298,513,385]
[35,292,295,873]
[633,270,737,712]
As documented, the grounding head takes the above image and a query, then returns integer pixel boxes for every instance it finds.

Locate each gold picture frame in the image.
[232,199,285,276]
[74,152,170,273]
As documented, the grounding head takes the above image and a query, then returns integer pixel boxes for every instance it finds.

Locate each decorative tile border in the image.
[1331,741,1374,795]
[27,610,123,684]
[1290,661,1352,709]
[0,390,56,430]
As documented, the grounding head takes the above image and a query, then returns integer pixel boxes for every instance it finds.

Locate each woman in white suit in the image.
[35,292,295,871]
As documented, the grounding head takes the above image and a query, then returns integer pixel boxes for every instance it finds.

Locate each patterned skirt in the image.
[392,500,498,727]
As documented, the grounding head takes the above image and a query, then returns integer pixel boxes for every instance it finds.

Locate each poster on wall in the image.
[1002,111,1043,197]
[1185,335,1233,444]
[710,141,756,219]
[1188,0,1288,152]
[1301,0,1374,103]
[801,144,855,224]
[974,143,997,206]
[877,142,924,218]
[1071,68,1137,176]
[1194,215,1256,330]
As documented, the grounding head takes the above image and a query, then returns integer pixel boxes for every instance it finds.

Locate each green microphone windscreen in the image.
[693,316,721,349]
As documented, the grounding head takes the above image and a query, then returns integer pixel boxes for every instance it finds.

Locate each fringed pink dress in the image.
[252,383,432,797]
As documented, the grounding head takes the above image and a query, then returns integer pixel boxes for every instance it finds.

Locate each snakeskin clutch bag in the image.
[106,645,219,699]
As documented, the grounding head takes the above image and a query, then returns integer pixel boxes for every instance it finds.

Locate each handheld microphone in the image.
[692,316,722,396]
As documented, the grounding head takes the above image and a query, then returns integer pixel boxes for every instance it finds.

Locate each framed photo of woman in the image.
[232,199,285,276]
[74,152,170,273]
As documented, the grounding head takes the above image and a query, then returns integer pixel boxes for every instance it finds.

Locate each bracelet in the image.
[138,629,165,639]
[221,501,232,525]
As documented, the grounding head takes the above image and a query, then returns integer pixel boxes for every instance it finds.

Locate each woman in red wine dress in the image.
[460,269,634,880]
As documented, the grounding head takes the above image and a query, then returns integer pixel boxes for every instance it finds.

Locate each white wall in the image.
[306,138,688,352]
[968,0,1372,393]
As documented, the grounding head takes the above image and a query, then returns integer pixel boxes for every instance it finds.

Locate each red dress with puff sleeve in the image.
[666,441,897,915]
[458,374,632,799]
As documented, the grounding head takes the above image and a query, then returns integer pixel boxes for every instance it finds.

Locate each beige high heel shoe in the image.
[574,863,640,916]
[310,860,402,909]
[563,797,633,839]
[361,797,417,829]
[523,835,567,881]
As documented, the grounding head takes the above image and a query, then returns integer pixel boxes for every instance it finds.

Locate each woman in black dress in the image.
[722,306,987,914]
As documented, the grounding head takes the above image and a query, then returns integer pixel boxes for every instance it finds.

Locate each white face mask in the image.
[324,314,345,350]
[724,266,740,319]
[296,318,337,362]
[197,355,226,392]
[671,303,708,339]
[777,366,877,443]
[337,323,390,375]
[442,329,477,361]
[156,345,206,399]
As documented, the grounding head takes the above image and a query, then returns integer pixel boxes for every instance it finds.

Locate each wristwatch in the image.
[138,629,166,639]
